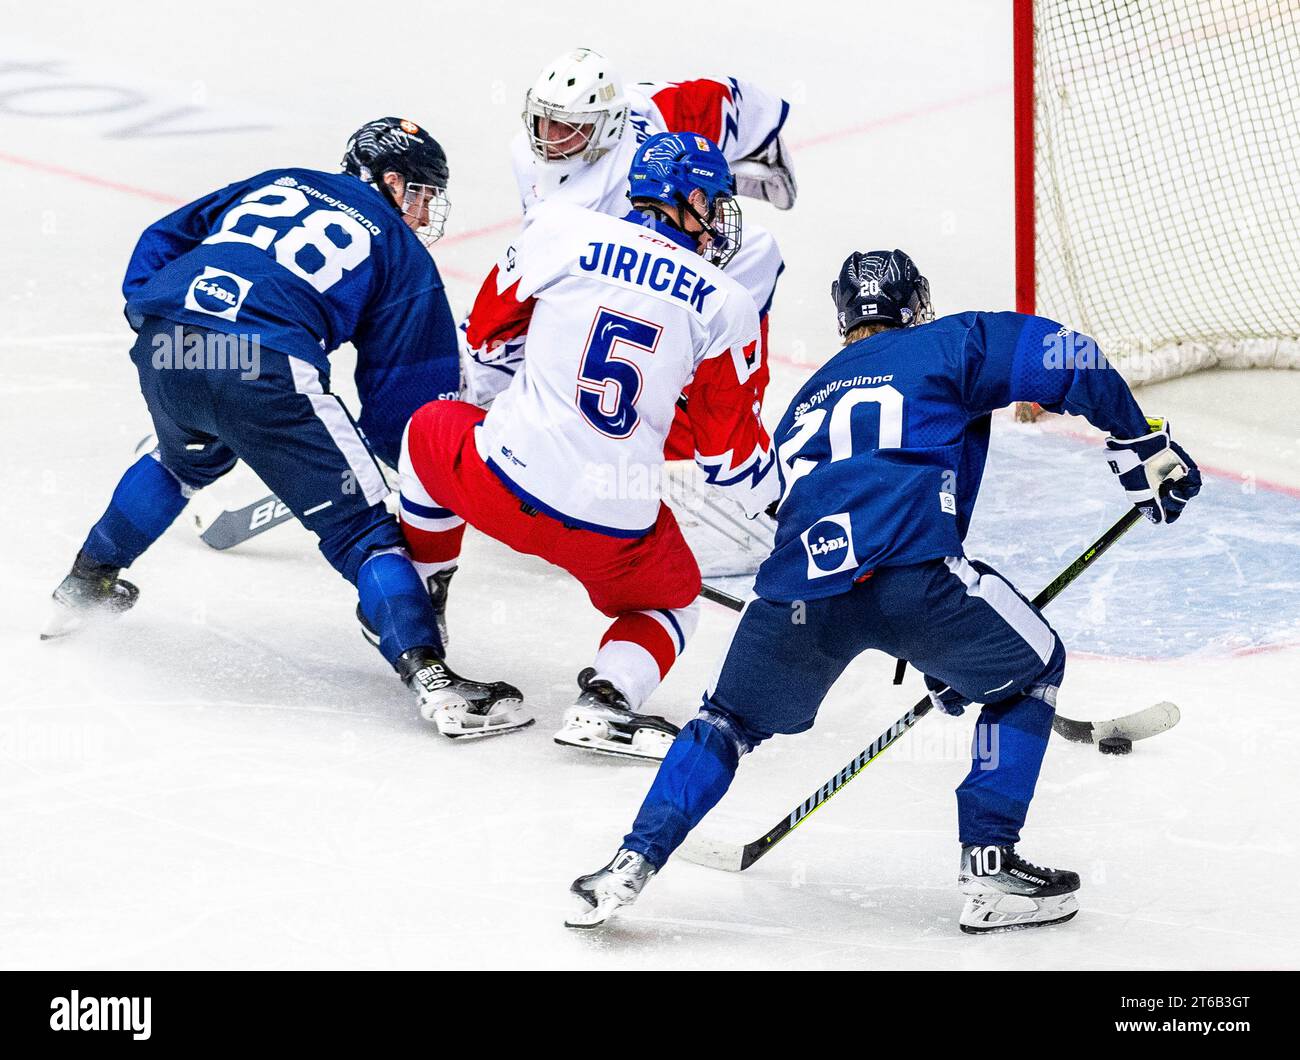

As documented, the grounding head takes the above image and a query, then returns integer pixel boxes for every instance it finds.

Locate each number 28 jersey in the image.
[119,168,458,466]
[122,168,442,377]
[465,201,777,537]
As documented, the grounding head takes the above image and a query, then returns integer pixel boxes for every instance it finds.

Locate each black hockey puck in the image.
[1098,736,1133,755]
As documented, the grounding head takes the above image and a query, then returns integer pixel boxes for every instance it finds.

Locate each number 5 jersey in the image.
[464,200,777,537]
[120,167,459,466]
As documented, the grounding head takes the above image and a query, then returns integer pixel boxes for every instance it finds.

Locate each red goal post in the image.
[1013,0,1300,388]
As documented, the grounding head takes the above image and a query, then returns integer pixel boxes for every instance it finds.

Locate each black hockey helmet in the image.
[831,249,933,336]
[343,117,450,245]
[343,116,449,189]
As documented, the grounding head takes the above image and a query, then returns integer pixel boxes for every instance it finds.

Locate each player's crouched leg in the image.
[555,504,703,760]
[316,482,525,738]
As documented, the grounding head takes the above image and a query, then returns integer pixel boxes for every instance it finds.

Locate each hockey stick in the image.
[196,492,293,550]
[196,461,400,551]
[701,578,1176,744]
[685,506,1157,872]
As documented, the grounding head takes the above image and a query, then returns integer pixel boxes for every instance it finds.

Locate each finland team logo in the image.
[184,266,252,322]
[802,513,856,579]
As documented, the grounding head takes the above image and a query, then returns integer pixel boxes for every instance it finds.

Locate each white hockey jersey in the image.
[510,78,789,216]
[465,201,777,536]
[468,75,789,452]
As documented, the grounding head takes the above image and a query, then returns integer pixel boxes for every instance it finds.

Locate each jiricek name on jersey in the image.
[577,239,717,313]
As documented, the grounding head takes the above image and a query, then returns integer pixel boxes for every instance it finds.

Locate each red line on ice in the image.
[0,150,184,205]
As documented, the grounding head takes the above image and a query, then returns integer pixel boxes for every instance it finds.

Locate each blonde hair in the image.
[843,321,897,345]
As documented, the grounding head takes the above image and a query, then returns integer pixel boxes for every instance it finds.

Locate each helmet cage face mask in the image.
[696,192,742,268]
[398,181,451,247]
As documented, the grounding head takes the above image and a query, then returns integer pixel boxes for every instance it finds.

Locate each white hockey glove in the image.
[1104,418,1202,524]
[732,134,797,210]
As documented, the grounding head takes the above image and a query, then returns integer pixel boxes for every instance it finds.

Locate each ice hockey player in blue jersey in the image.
[567,249,1203,932]
[43,117,528,736]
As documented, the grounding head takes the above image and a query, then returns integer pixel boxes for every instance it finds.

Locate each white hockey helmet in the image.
[522,48,628,163]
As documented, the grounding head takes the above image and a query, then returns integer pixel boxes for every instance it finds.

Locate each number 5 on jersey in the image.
[576,308,662,439]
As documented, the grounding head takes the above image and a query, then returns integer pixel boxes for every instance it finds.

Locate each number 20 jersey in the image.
[755,312,1151,602]
[465,201,777,537]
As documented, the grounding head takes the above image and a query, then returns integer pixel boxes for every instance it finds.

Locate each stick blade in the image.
[675,833,747,872]
[1052,701,1181,744]
[1095,700,1180,743]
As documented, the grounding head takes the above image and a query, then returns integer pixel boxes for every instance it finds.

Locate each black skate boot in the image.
[565,848,656,929]
[358,566,456,653]
[396,647,531,739]
[42,551,140,640]
[958,844,1080,933]
[553,667,679,761]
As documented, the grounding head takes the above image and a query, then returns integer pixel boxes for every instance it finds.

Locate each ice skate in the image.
[396,648,532,738]
[958,844,1080,934]
[553,668,679,761]
[42,553,140,640]
[565,849,655,928]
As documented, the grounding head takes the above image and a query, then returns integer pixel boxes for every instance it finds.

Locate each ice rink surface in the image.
[2,1,1298,969]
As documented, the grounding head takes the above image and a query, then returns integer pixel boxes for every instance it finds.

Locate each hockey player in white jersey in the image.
[396,132,777,756]
[467,48,790,465]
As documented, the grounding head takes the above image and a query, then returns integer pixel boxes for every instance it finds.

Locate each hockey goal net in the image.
[1016,0,1300,385]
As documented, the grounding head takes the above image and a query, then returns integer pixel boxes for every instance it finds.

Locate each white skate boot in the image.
[553,668,679,761]
[565,849,656,928]
[397,648,532,739]
[958,844,1080,934]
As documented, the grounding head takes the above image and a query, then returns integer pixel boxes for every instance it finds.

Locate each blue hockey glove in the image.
[924,675,969,716]
[1105,418,1202,524]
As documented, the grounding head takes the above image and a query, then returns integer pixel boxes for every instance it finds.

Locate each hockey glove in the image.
[1105,418,1202,524]
[924,674,969,717]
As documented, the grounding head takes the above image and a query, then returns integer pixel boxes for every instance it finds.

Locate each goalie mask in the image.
[831,249,934,335]
[523,48,629,163]
[343,117,451,246]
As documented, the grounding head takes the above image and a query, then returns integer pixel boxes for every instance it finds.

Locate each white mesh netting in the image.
[1032,1,1300,383]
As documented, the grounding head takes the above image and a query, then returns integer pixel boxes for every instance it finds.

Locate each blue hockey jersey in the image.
[122,168,459,466]
[754,312,1151,602]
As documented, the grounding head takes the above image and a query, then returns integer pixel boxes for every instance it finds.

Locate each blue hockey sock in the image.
[81,454,189,569]
[356,549,442,667]
[956,692,1056,847]
[622,717,742,868]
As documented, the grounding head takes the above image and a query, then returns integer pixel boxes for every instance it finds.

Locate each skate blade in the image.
[441,716,535,740]
[959,892,1079,934]
[552,730,668,762]
[553,715,673,761]
[40,600,85,640]
[960,909,1078,934]
[564,893,624,929]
